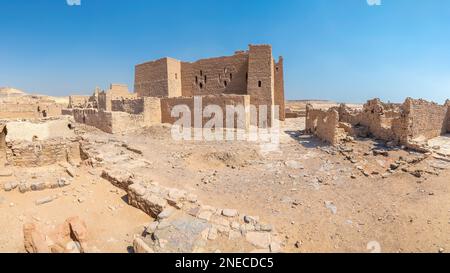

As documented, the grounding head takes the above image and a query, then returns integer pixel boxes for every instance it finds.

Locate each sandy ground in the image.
[1,117,449,253]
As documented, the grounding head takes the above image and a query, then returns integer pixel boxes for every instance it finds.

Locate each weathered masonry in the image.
[306,98,450,149]
[135,44,286,123]
[64,45,286,133]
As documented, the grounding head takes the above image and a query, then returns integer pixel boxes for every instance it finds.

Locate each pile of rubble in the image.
[101,169,283,253]
[23,216,88,253]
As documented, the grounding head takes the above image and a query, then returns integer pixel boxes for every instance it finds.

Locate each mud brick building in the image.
[135,44,286,123]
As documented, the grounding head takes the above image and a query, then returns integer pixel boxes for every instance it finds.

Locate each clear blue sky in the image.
[1,0,449,103]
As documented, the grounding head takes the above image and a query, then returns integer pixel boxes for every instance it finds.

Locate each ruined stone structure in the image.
[63,45,286,133]
[0,117,81,167]
[0,96,63,120]
[0,124,6,165]
[135,44,285,124]
[306,98,450,148]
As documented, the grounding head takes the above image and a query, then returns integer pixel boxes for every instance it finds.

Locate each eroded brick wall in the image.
[274,57,286,121]
[73,109,114,133]
[0,102,62,119]
[160,95,250,129]
[306,106,344,145]
[112,98,144,114]
[402,98,448,142]
[6,138,81,167]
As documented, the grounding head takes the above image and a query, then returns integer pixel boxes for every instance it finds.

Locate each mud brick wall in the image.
[98,85,136,111]
[0,102,61,119]
[306,106,343,145]
[72,108,152,134]
[402,98,448,142]
[160,95,250,129]
[73,109,114,133]
[180,53,249,97]
[143,97,162,124]
[247,45,275,127]
[110,112,148,134]
[274,57,286,121]
[69,95,91,108]
[5,138,81,167]
[112,98,144,114]
[135,58,182,98]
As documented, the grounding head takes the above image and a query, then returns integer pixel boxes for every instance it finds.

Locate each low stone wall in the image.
[305,106,345,145]
[6,138,81,167]
[70,108,153,134]
[160,95,250,129]
[402,98,448,142]
[306,98,450,147]
[72,109,113,133]
[111,97,162,124]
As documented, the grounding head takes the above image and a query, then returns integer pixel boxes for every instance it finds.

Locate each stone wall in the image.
[111,98,144,114]
[180,52,249,97]
[306,98,450,147]
[160,95,250,129]
[305,106,346,145]
[68,95,91,108]
[5,138,81,167]
[98,84,136,111]
[73,109,114,133]
[0,101,62,119]
[274,57,286,121]
[135,58,182,98]
[401,98,449,142]
[72,108,154,134]
[247,45,275,127]
[133,45,286,126]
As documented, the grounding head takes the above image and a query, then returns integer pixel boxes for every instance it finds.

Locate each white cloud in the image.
[367,0,382,6]
[66,0,81,6]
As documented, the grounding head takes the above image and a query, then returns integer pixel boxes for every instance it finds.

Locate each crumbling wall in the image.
[6,138,81,167]
[111,98,144,114]
[72,108,153,134]
[98,84,136,111]
[69,95,91,108]
[305,106,345,145]
[274,57,286,121]
[0,101,62,119]
[308,98,450,147]
[0,124,6,164]
[401,98,448,143]
[160,95,250,129]
[73,109,113,133]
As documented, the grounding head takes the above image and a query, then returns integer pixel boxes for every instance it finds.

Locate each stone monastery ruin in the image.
[306,98,450,151]
[62,44,286,133]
